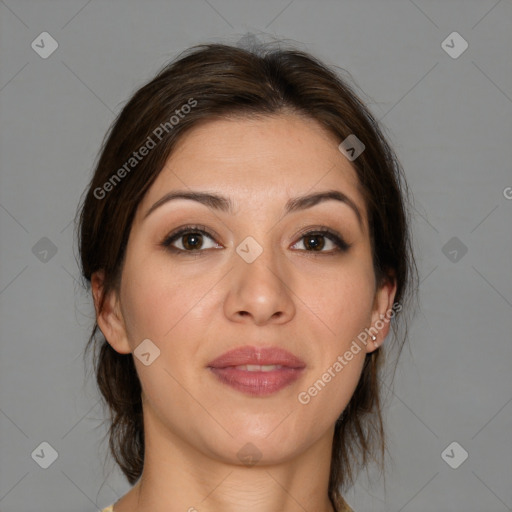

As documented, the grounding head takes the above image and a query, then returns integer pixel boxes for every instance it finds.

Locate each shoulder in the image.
[100,506,114,512]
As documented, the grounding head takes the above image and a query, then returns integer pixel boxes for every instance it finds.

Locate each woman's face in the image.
[96,114,396,466]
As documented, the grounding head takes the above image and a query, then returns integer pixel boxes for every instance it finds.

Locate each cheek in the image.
[120,271,173,344]
[118,248,171,342]
[299,261,376,345]
[295,297,371,437]
[294,259,374,408]
[120,253,215,349]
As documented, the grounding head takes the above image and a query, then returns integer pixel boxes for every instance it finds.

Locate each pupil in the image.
[306,235,324,251]
[184,233,202,250]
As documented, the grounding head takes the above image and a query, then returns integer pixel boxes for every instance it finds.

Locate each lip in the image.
[207,346,306,397]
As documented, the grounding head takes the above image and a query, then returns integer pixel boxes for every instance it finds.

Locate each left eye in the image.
[291,231,348,252]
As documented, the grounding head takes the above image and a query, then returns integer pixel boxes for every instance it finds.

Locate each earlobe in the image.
[91,271,132,354]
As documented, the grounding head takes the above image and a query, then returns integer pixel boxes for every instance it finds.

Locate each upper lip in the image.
[207,346,306,369]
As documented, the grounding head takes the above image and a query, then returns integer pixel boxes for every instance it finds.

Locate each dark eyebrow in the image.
[285,190,363,228]
[143,189,363,229]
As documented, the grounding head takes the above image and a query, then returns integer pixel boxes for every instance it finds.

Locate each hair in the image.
[77,41,418,512]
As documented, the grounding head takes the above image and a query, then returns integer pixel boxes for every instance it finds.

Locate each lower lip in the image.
[208,367,304,396]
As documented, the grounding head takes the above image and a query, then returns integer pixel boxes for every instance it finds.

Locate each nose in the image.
[224,241,296,326]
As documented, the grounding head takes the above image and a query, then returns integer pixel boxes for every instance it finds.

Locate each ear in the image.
[91,270,132,354]
[366,271,398,353]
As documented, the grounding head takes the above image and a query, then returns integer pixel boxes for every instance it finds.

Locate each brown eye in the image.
[181,232,204,250]
[161,225,220,254]
[292,229,350,253]
[303,233,326,251]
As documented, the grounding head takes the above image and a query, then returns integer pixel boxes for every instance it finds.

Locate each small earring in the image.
[371,334,379,349]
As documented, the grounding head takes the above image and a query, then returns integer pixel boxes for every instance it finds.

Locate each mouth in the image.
[207,346,306,397]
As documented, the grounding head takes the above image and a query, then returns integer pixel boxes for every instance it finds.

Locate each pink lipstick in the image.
[207,346,306,397]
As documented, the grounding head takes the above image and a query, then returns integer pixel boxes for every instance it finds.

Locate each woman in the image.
[77,41,417,512]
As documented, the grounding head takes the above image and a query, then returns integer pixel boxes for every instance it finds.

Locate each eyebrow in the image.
[143,189,363,228]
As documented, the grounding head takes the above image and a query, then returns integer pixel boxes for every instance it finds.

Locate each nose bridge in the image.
[225,231,295,324]
[235,232,284,290]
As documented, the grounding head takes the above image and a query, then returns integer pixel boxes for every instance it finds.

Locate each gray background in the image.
[1,1,511,511]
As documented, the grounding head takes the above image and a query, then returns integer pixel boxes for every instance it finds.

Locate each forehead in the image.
[138,114,367,223]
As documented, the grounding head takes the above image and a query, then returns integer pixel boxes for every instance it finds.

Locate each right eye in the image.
[160,224,222,255]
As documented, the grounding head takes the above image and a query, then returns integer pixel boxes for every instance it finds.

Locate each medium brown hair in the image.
[77,41,418,511]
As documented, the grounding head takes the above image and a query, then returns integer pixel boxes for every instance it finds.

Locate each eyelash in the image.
[160,224,351,257]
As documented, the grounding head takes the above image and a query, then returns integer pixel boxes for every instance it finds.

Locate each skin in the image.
[92,114,397,512]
